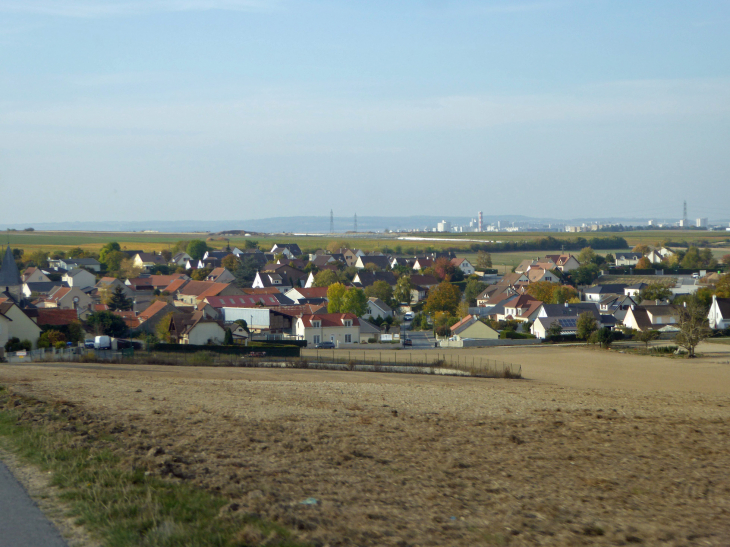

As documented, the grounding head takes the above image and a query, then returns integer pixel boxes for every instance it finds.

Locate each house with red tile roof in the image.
[496,294,543,323]
[294,313,360,346]
[136,300,178,333]
[33,308,80,327]
[175,281,243,305]
[284,287,330,302]
[168,311,226,345]
[451,258,475,276]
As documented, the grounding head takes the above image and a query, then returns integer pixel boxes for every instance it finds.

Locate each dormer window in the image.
[343,320,352,327]
[312,321,321,328]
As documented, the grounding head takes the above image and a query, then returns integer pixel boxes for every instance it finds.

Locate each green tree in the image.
[244,239,259,249]
[716,274,730,298]
[103,250,126,273]
[570,264,600,285]
[393,276,413,304]
[577,247,596,265]
[639,283,673,303]
[576,311,598,341]
[675,297,711,357]
[38,330,67,349]
[66,321,86,344]
[223,328,234,345]
[327,283,347,313]
[636,329,660,349]
[424,281,462,315]
[342,287,369,316]
[553,285,579,304]
[26,250,48,269]
[595,327,615,349]
[632,244,650,256]
[232,256,258,288]
[107,285,133,311]
[86,311,129,338]
[99,242,121,265]
[546,321,563,340]
[365,280,394,308]
[156,312,174,342]
[67,247,86,259]
[221,254,239,271]
[680,246,702,269]
[605,253,615,264]
[186,240,208,261]
[314,270,339,287]
[191,268,212,281]
[463,278,487,306]
[475,251,492,270]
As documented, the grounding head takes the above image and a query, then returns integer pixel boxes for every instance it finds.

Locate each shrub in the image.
[651,345,679,354]
[499,331,536,340]
[4,338,31,352]
[54,341,67,350]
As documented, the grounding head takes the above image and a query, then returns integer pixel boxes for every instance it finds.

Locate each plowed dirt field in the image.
[2,342,730,546]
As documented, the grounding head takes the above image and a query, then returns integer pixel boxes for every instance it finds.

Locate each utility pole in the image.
[330,209,334,233]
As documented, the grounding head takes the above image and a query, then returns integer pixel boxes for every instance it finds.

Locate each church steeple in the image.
[0,245,22,288]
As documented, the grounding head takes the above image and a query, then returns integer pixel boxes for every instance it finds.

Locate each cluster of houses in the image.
[0,243,475,349]
[472,251,729,341]
[2,242,728,353]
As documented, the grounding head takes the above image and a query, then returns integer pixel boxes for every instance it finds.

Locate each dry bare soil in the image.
[3,343,730,546]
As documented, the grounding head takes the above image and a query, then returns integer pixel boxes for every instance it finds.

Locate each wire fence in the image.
[2,348,521,379]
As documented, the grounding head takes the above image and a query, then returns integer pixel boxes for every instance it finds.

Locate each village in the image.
[1,237,728,359]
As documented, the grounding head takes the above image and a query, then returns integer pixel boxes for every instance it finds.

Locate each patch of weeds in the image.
[583,524,605,536]
[0,391,309,547]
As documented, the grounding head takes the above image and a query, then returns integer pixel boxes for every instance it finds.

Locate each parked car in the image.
[403,338,412,346]
[315,341,335,349]
[404,312,415,321]
[84,339,95,349]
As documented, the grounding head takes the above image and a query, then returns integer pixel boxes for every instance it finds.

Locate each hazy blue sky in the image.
[1,0,729,224]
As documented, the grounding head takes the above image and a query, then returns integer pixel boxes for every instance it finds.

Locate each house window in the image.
[313,335,320,344]
[312,321,321,328]
[345,334,352,343]
[344,320,352,327]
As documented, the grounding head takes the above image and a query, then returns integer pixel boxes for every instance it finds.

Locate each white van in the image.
[94,336,112,350]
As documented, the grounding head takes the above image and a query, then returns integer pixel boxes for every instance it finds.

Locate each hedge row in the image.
[152,343,300,357]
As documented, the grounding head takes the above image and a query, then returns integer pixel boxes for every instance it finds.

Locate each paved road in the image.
[0,461,67,547]
[405,331,437,349]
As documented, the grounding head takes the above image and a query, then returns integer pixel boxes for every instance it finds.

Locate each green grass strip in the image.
[0,387,307,547]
